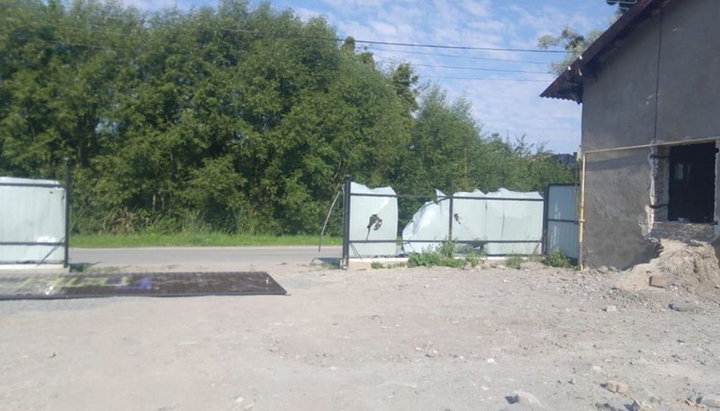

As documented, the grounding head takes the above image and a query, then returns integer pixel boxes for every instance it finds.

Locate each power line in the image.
[13,19,569,56]
[367,46,549,65]
[45,40,557,84]
[209,26,568,54]
[377,59,551,75]
[349,38,567,53]
[409,63,550,75]
[424,76,551,83]
[13,21,561,84]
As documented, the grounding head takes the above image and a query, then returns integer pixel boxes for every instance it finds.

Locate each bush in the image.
[543,249,575,268]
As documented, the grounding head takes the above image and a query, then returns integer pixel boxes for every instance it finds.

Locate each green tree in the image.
[537,28,603,74]
[390,63,419,113]
[0,0,573,237]
[398,85,482,195]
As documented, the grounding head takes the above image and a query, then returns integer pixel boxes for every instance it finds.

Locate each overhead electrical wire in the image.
[17,20,560,85]
[347,38,566,53]
[407,63,550,75]
[424,76,551,83]
[18,18,567,56]
[35,21,567,58]
[367,46,549,65]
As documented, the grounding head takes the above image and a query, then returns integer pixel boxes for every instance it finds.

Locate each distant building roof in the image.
[541,0,670,103]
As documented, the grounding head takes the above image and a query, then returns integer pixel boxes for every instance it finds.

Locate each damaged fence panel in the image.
[402,188,543,256]
[342,179,551,267]
[346,181,398,257]
[401,190,452,253]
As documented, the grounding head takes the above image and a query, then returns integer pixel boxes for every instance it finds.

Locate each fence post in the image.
[447,184,454,253]
[542,185,549,255]
[64,158,71,268]
[341,175,352,269]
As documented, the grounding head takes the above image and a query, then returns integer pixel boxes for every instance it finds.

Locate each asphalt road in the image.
[70,246,341,270]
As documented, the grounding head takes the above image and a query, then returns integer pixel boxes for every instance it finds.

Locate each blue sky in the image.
[123,0,619,153]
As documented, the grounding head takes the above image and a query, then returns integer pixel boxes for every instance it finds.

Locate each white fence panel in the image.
[0,177,66,264]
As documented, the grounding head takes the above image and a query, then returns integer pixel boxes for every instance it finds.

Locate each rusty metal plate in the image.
[0,271,286,300]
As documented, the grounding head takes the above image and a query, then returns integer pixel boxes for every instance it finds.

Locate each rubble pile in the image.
[617,239,720,297]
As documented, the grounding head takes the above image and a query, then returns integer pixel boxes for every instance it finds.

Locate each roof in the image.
[540,0,670,103]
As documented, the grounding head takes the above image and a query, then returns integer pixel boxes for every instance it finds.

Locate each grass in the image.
[504,254,524,269]
[543,249,577,269]
[70,232,342,248]
[371,261,407,269]
[406,241,484,269]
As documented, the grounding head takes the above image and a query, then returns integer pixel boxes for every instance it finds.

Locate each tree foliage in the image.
[540,1,638,74]
[538,28,603,74]
[0,0,574,235]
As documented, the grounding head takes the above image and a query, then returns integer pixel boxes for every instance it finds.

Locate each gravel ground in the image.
[1,261,719,411]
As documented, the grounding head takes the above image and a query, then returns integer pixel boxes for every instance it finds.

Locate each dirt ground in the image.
[1,248,719,410]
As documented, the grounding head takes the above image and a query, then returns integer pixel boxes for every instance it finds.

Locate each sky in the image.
[122,0,619,154]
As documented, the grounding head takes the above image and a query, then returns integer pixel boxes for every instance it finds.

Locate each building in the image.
[541,0,720,268]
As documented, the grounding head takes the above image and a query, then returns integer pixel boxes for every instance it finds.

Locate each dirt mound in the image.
[617,239,720,297]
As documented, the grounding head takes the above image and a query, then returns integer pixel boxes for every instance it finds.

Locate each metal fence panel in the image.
[347,182,398,257]
[544,184,579,260]
[341,176,545,262]
[402,189,452,253]
[0,177,66,264]
[402,189,544,255]
[481,189,544,256]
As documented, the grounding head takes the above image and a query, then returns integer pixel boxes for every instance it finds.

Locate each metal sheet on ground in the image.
[0,272,286,300]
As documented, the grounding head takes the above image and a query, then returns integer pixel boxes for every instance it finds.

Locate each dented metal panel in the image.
[402,188,543,256]
[348,182,398,257]
[401,190,451,253]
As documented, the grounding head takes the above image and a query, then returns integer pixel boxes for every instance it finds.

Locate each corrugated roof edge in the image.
[540,0,668,103]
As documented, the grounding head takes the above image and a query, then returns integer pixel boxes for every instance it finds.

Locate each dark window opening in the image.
[668,143,717,223]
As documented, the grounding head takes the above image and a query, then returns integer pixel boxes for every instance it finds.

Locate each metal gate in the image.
[543,184,579,260]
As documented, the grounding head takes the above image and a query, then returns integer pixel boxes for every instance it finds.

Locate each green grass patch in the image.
[71,232,342,248]
[504,254,524,270]
[543,249,577,269]
[371,261,407,269]
[406,241,484,269]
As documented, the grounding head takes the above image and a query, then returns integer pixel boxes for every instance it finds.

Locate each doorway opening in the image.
[667,142,717,223]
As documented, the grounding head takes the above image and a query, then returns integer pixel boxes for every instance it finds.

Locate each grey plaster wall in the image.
[584,151,658,269]
[656,0,720,141]
[582,13,661,151]
[580,0,720,268]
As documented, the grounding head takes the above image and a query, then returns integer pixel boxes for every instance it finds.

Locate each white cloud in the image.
[461,0,491,18]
